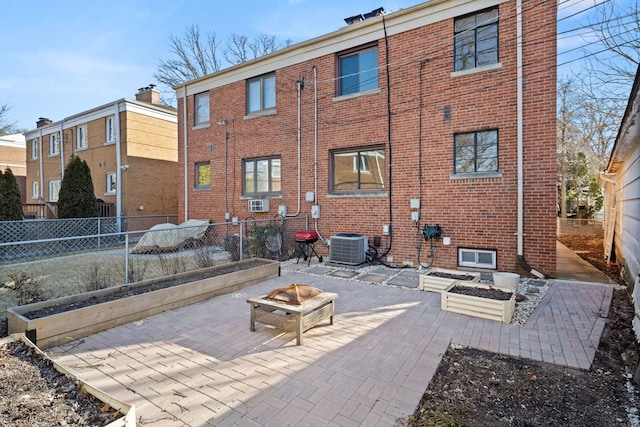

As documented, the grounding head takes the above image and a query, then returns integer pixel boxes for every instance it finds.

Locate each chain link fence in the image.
[557,218,604,237]
[0,216,308,295]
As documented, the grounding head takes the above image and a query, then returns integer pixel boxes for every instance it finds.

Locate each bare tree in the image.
[0,103,20,136]
[224,33,250,65]
[224,33,291,66]
[154,25,222,89]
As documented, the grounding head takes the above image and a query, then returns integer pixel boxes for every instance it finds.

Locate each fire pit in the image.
[247,284,337,345]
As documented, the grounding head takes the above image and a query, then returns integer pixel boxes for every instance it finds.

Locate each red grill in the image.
[295,230,323,265]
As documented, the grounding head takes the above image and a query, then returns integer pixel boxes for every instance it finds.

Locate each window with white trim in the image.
[454,7,499,71]
[77,125,88,150]
[458,248,497,269]
[106,116,116,144]
[49,132,60,156]
[194,92,210,126]
[49,180,61,202]
[106,173,116,195]
[337,45,378,96]
[32,181,39,199]
[31,139,38,160]
[247,73,276,114]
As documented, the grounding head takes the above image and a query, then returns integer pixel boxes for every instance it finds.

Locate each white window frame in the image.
[106,116,116,144]
[77,125,88,150]
[458,248,497,269]
[106,173,117,195]
[49,132,60,156]
[32,181,39,199]
[49,180,61,202]
[31,139,38,160]
[194,92,210,127]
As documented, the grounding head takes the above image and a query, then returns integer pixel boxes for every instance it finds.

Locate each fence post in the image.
[239,222,244,261]
[98,217,102,249]
[125,232,130,284]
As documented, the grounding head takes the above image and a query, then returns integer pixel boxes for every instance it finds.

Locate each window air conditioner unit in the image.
[248,199,270,213]
[330,234,368,265]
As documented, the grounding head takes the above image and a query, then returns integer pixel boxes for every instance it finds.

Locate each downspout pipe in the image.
[59,122,65,179]
[286,79,302,217]
[182,87,189,221]
[38,131,44,203]
[516,0,545,279]
[114,102,123,232]
[311,66,326,242]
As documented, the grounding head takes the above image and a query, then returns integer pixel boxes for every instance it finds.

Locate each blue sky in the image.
[0,0,628,131]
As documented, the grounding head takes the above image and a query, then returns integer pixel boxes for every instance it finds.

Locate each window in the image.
[247,73,276,114]
[32,181,39,199]
[454,130,498,173]
[338,46,378,96]
[243,157,281,195]
[454,7,498,71]
[49,132,60,156]
[106,116,116,144]
[77,125,88,150]
[31,139,38,160]
[458,248,497,269]
[106,173,116,195]
[331,147,385,191]
[195,162,211,188]
[194,92,210,126]
[49,180,61,202]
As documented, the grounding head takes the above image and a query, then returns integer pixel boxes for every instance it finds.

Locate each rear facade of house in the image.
[176,0,557,276]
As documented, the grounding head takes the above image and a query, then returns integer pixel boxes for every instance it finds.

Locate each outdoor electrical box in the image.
[382,224,390,235]
[411,211,420,222]
[311,205,320,219]
[306,192,315,202]
[410,199,420,209]
[278,205,287,217]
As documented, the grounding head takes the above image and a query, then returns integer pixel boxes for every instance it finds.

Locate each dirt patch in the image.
[406,236,639,426]
[558,234,623,283]
[427,272,479,281]
[449,285,513,301]
[0,340,122,426]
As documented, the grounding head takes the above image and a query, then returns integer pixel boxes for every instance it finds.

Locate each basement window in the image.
[458,248,497,269]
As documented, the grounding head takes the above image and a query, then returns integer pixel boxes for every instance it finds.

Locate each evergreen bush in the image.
[57,155,98,219]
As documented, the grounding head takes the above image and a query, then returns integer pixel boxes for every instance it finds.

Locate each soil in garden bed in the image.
[428,272,478,281]
[0,340,121,426]
[449,284,513,301]
[23,260,267,320]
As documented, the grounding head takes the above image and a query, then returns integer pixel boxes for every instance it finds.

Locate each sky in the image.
[0,0,633,132]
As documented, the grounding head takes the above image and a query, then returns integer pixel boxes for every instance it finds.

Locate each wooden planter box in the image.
[441,281,515,323]
[1,333,136,426]
[419,267,481,292]
[6,259,280,349]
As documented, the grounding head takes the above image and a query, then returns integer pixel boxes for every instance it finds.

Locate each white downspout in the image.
[38,131,44,203]
[114,102,123,231]
[312,66,326,242]
[182,87,189,221]
[59,122,65,179]
[287,80,302,216]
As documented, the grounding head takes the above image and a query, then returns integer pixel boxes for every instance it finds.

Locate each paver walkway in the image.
[49,272,612,426]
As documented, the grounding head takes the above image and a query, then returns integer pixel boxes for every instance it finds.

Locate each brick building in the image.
[24,87,178,223]
[0,133,27,201]
[175,0,557,276]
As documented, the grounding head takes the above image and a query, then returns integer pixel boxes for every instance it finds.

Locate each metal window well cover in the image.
[265,284,323,305]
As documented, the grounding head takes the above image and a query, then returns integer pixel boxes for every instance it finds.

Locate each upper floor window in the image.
[338,45,378,96]
[194,92,210,126]
[49,132,60,156]
[77,125,88,150]
[331,146,385,192]
[195,162,211,188]
[106,116,116,144]
[454,129,498,173]
[106,173,117,195]
[31,139,38,160]
[32,181,39,199]
[247,73,276,114]
[454,7,498,71]
[243,156,281,196]
[49,179,61,202]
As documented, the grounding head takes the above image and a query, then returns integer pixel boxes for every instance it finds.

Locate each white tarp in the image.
[131,219,210,253]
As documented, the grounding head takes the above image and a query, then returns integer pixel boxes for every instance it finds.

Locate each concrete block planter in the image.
[6,258,280,349]
[1,333,136,426]
[441,281,516,323]
[419,267,481,292]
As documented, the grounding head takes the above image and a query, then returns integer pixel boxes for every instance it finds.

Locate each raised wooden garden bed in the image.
[1,333,136,426]
[419,267,481,292]
[441,281,515,323]
[6,258,280,349]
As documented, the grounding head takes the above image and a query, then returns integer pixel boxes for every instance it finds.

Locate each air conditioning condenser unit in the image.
[329,234,368,265]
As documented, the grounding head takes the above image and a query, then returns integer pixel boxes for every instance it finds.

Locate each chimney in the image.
[135,84,160,105]
[36,117,52,128]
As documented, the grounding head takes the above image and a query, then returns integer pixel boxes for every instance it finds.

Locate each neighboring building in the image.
[602,63,640,304]
[24,87,178,223]
[0,133,27,201]
[175,0,557,275]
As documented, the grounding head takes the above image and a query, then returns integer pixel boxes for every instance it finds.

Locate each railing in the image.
[22,202,116,219]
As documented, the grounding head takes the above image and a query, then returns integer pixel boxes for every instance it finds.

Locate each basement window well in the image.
[458,248,496,269]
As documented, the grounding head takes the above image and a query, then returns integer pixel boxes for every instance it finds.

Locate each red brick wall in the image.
[178,0,557,276]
